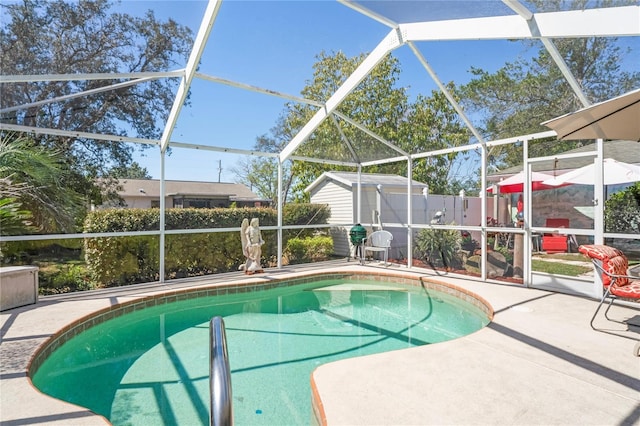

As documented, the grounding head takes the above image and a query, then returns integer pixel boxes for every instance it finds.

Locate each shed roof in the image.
[305,172,427,193]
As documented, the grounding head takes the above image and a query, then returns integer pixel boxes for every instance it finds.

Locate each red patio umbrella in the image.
[488,171,561,194]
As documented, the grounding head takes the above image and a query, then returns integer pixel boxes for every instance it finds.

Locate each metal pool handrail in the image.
[210,316,233,426]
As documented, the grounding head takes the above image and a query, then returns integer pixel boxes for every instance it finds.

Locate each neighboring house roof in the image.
[305,172,428,193]
[489,139,640,180]
[116,179,269,201]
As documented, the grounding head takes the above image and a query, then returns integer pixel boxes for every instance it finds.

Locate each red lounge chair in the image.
[542,218,569,253]
[578,244,640,330]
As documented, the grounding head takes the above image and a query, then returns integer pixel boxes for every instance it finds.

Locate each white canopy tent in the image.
[544,158,640,187]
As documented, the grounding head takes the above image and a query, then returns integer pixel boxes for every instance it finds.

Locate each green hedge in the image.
[0,239,83,264]
[285,236,334,264]
[84,204,330,287]
[282,203,332,239]
[605,182,640,234]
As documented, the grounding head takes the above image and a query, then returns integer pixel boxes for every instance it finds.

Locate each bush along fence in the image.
[84,204,332,288]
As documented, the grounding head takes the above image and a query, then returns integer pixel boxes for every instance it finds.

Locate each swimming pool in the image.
[30,273,491,425]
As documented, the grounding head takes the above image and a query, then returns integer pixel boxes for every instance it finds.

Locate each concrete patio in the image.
[1,262,638,425]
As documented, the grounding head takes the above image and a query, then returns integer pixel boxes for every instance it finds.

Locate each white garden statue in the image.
[240,217,265,274]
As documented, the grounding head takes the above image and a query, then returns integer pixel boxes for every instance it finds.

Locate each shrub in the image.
[1,239,82,264]
[285,238,307,263]
[84,208,273,286]
[282,203,331,239]
[414,227,462,269]
[285,236,334,264]
[39,263,94,294]
[494,245,513,264]
[605,182,640,234]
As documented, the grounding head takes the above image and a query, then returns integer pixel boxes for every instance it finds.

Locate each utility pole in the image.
[217,159,222,182]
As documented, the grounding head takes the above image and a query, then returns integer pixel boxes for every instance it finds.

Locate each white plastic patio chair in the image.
[363,230,393,266]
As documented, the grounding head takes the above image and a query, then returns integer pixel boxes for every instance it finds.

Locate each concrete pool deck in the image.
[1,261,638,425]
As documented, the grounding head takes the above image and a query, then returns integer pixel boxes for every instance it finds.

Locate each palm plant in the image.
[0,197,33,236]
[0,132,85,233]
[414,226,463,269]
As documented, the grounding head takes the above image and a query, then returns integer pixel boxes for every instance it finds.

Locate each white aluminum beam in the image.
[195,72,324,107]
[279,29,404,161]
[539,38,590,107]
[289,155,358,168]
[360,130,556,167]
[0,230,161,242]
[332,111,409,157]
[330,114,360,163]
[529,150,596,164]
[0,76,158,114]
[362,144,481,167]
[402,6,640,42]
[0,123,159,145]
[536,6,639,38]
[406,158,413,268]
[337,0,398,28]
[361,155,409,168]
[0,70,183,83]
[407,41,486,145]
[277,160,283,268]
[159,150,166,283]
[159,0,222,153]
[503,1,590,107]
[485,130,557,148]
[356,164,362,223]
[410,143,480,160]
[169,141,279,158]
[502,0,533,20]
[480,145,488,280]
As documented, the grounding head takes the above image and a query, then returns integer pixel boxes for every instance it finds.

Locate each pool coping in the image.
[1,262,639,425]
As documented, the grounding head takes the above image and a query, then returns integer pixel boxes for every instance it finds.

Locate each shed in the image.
[306,172,428,258]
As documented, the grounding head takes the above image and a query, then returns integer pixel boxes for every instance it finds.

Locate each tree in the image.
[605,183,640,234]
[89,161,152,207]
[232,119,297,204]
[285,51,409,200]
[459,0,639,170]
[235,51,471,200]
[0,132,85,233]
[0,197,34,236]
[0,0,193,203]
[396,86,474,194]
[107,162,152,180]
[234,152,280,203]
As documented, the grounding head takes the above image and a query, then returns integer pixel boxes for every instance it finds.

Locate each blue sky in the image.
[126,0,393,182]
[120,1,639,183]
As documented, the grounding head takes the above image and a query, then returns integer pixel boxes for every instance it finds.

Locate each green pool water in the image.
[32,278,489,425]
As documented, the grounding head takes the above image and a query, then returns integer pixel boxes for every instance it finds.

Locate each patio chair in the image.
[542,218,569,253]
[363,230,393,266]
[578,244,640,330]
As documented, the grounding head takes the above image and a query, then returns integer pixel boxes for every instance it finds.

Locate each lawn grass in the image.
[534,253,587,262]
[532,259,592,276]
